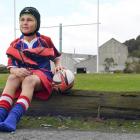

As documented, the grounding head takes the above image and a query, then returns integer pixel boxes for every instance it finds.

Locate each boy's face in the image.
[19,14,37,35]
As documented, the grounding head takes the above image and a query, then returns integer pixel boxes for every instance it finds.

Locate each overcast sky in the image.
[0,0,140,65]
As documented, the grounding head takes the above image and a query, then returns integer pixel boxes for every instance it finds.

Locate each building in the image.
[61,53,97,73]
[99,38,128,72]
[51,38,128,73]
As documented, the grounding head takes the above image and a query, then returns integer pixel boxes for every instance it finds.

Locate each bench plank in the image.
[25,90,140,119]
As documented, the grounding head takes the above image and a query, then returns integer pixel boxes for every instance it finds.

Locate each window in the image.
[77,68,87,73]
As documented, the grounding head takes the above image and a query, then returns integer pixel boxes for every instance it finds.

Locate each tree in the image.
[0,64,8,73]
[104,57,117,72]
[123,39,136,53]
[123,35,140,58]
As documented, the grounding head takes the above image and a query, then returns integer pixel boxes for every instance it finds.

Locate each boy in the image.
[0,7,62,132]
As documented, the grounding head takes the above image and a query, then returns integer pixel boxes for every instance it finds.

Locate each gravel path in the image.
[0,129,140,140]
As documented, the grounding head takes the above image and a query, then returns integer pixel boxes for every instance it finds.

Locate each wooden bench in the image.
[25,90,140,120]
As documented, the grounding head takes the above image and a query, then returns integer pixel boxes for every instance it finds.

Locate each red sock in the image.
[16,96,30,111]
[0,94,14,111]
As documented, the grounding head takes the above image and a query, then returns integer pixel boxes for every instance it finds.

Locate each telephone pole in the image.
[14,0,16,39]
[96,0,100,73]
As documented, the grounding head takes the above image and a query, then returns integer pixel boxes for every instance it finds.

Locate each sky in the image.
[0,0,140,65]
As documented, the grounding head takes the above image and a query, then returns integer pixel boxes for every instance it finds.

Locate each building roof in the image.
[99,38,128,49]
[62,52,96,63]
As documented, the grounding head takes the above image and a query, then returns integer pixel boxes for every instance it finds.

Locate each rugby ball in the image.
[53,69,75,93]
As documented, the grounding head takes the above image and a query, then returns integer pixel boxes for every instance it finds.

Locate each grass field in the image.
[74,73,140,92]
[18,116,140,133]
[0,73,9,89]
[1,73,140,132]
[1,73,140,92]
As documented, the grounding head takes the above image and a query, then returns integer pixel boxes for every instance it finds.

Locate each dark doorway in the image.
[77,68,87,73]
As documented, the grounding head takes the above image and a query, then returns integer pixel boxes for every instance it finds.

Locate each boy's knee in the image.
[7,74,19,82]
[22,76,38,88]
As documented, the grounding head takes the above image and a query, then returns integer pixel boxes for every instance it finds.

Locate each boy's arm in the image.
[53,57,63,73]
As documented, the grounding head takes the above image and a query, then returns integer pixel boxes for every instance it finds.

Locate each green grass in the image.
[74,73,140,92]
[0,73,8,89]
[1,73,140,132]
[18,116,140,133]
[1,73,140,92]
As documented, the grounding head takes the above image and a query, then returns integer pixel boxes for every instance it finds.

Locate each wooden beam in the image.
[25,90,140,119]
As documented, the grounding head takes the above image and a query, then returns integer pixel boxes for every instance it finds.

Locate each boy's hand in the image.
[10,67,32,77]
[54,65,65,73]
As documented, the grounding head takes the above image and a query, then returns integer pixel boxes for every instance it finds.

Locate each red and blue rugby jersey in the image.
[7,32,61,80]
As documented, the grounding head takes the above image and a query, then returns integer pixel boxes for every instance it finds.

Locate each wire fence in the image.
[16,23,98,55]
